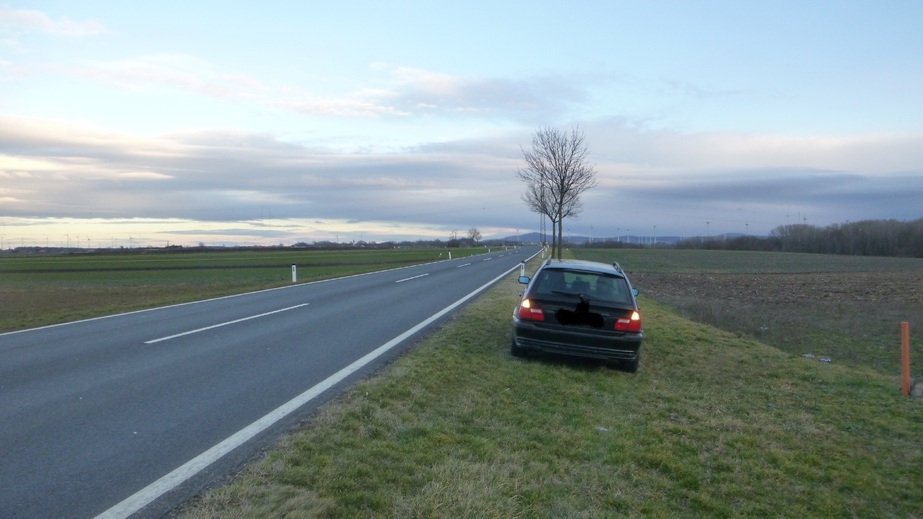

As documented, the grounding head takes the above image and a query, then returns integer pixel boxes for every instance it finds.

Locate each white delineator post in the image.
[291,264,297,283]
[901,321,911,396]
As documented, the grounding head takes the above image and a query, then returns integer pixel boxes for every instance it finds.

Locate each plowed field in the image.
[574,249,923,376]
[631,270,923,306]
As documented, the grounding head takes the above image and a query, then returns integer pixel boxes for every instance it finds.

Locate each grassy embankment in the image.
[175,249,922,518]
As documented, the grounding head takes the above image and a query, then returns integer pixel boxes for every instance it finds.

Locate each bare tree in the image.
[517,126,597,259]
[467,227,482,244]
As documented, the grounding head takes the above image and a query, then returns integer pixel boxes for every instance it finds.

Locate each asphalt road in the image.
[0,246,542,519]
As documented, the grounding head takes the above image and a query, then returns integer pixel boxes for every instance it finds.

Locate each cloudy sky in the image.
[2,1,921,247]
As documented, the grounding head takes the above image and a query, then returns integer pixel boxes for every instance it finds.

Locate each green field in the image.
[176,249,923,518]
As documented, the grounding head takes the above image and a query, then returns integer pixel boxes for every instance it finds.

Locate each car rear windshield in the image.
[532,269,633,305]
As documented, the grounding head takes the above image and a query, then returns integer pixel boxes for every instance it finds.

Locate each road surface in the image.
[0,246,542,518]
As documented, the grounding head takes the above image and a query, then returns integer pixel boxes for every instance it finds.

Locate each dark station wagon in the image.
[511,258,644,371]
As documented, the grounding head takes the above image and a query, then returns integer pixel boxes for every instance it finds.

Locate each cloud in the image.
[7,16,604,134]
[0,116,522,229]
[583,118,923,174]
[2,114,921,243]
[73,53,266,99]
[270,96,411,118]
[587,164,923,233]
[269,65,586,122]
[0,8,105,36]
[376,65,586,120]
[66,54,590,123]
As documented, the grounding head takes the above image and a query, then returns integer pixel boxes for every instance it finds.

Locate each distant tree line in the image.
[294,239,457,250]
[670,218,923,258]
[295,235,508,251]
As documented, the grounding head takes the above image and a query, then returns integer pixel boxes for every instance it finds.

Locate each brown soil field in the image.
[629,269,923,376]
[631,270,923,306]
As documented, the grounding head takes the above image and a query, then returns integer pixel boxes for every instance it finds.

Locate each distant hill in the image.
[491,232,748,246]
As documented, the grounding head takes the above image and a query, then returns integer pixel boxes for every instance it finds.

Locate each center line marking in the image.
[144,303,309,344]
[395,273,429,283]
[456,263,471,268]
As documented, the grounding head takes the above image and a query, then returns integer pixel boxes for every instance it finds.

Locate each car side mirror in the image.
[632,288,639,296]
[518,276,530,284]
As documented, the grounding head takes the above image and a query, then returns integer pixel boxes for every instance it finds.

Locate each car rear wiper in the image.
[553,290,596,304]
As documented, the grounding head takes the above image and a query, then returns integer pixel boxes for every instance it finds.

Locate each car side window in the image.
[534,270,566,294]
[593,275,631,304]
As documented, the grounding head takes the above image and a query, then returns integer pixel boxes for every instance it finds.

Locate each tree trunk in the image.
[556,218,564,260]
[550,219,557,259]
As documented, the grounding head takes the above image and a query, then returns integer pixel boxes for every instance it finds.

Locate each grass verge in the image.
[178,262,923,518]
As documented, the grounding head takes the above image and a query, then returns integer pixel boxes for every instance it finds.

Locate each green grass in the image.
[178,253,923,518]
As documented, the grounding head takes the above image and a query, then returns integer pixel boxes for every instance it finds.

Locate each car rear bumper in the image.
[511,319,643,361]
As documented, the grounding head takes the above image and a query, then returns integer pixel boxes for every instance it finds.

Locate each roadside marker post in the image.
[291,264,297,283]
[901,322,911,396]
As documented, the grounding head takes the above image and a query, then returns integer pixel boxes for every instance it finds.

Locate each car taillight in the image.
[517,299,545,321]
[615,311,642,332]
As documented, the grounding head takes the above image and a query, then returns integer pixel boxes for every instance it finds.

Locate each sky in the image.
[1,1,922,248]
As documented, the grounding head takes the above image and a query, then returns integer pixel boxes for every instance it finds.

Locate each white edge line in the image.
[394,273,428,283]
[94,252,540,519]
[144,304,309,344]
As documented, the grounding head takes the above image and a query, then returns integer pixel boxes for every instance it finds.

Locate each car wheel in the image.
[510,337,527,358]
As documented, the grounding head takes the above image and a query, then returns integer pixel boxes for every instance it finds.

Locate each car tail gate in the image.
[524,295,638,331]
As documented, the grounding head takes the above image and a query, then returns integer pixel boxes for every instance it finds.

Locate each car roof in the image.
[539,259,627,277]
